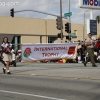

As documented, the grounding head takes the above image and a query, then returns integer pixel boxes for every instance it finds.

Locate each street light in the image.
[83,9,89,40]
[60,0,63,40]
[68,0,71,42]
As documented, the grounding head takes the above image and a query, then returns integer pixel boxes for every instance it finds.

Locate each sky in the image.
[0,0,100,24]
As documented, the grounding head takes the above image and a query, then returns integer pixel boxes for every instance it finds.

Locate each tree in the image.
[96,16,100,24]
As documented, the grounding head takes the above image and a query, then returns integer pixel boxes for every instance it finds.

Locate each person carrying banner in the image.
[1,37,12,74]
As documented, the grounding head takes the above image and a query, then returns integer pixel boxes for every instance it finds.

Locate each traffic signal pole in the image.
[68,0,71,41]
[14,9,67,19]
[60,0,63,41]
[10,1,64,41]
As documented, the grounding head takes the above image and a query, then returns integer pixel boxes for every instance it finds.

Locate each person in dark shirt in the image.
[80,45,86,62]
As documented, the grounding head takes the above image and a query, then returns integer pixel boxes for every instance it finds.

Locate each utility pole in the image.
[60,0,63,41]
[83,10,89,40]
[68,0,71,41]
[90,9,93,19]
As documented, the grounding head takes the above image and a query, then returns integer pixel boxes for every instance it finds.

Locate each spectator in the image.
[80,45,86,62]
[96,38,100,54]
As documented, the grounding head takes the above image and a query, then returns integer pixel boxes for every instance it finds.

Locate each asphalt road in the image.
[0,63,100,100]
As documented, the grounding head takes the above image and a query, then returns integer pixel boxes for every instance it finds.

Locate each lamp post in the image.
[68,0,71,41]
[83,9,89,40]
[60,0,63,41]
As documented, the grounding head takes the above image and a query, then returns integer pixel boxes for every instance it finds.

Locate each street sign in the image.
[64,12,72,17]
[71,33,76,37]
[87,19,97,35]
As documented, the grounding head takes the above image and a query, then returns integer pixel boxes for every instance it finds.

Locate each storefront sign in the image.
[79,0,100,9]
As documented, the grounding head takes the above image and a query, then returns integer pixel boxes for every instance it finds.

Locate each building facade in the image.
[0,16,100,49]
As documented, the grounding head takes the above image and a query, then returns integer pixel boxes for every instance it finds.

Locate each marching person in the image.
[1,37,12,74]
[83,33,97,67]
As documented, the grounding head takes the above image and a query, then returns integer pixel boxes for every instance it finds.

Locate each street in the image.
[0,0,100,100]
[0,63,100,100]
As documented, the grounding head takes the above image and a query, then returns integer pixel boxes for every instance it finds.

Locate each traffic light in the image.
[57,33,63,38]
[10,8,14,17]
[66,36,71,40]
[65,22,71,33]
[56,16,61,30]
[57,33,61,38]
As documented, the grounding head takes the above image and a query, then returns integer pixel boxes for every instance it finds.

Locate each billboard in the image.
[87,19,97,35]
[79,0,100,9]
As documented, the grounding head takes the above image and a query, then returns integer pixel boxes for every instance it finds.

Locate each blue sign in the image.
[90,20,97,35]
[83,0,100,6]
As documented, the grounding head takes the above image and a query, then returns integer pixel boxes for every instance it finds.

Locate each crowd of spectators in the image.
[77,38,100,63]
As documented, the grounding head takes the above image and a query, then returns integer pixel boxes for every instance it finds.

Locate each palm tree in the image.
[96,16,100,24]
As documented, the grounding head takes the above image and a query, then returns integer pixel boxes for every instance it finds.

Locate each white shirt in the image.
[85,38,94,48]
[1,42,12,53]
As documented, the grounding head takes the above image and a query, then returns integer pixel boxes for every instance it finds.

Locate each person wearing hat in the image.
[83,33,97,67]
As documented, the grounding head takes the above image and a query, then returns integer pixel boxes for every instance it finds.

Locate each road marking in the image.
[35,75,100,81]
[0,72,100,81]
[1,73,100,81]
[0,90,66,100]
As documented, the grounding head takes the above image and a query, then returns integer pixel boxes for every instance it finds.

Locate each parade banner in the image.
[22,43,78,62]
